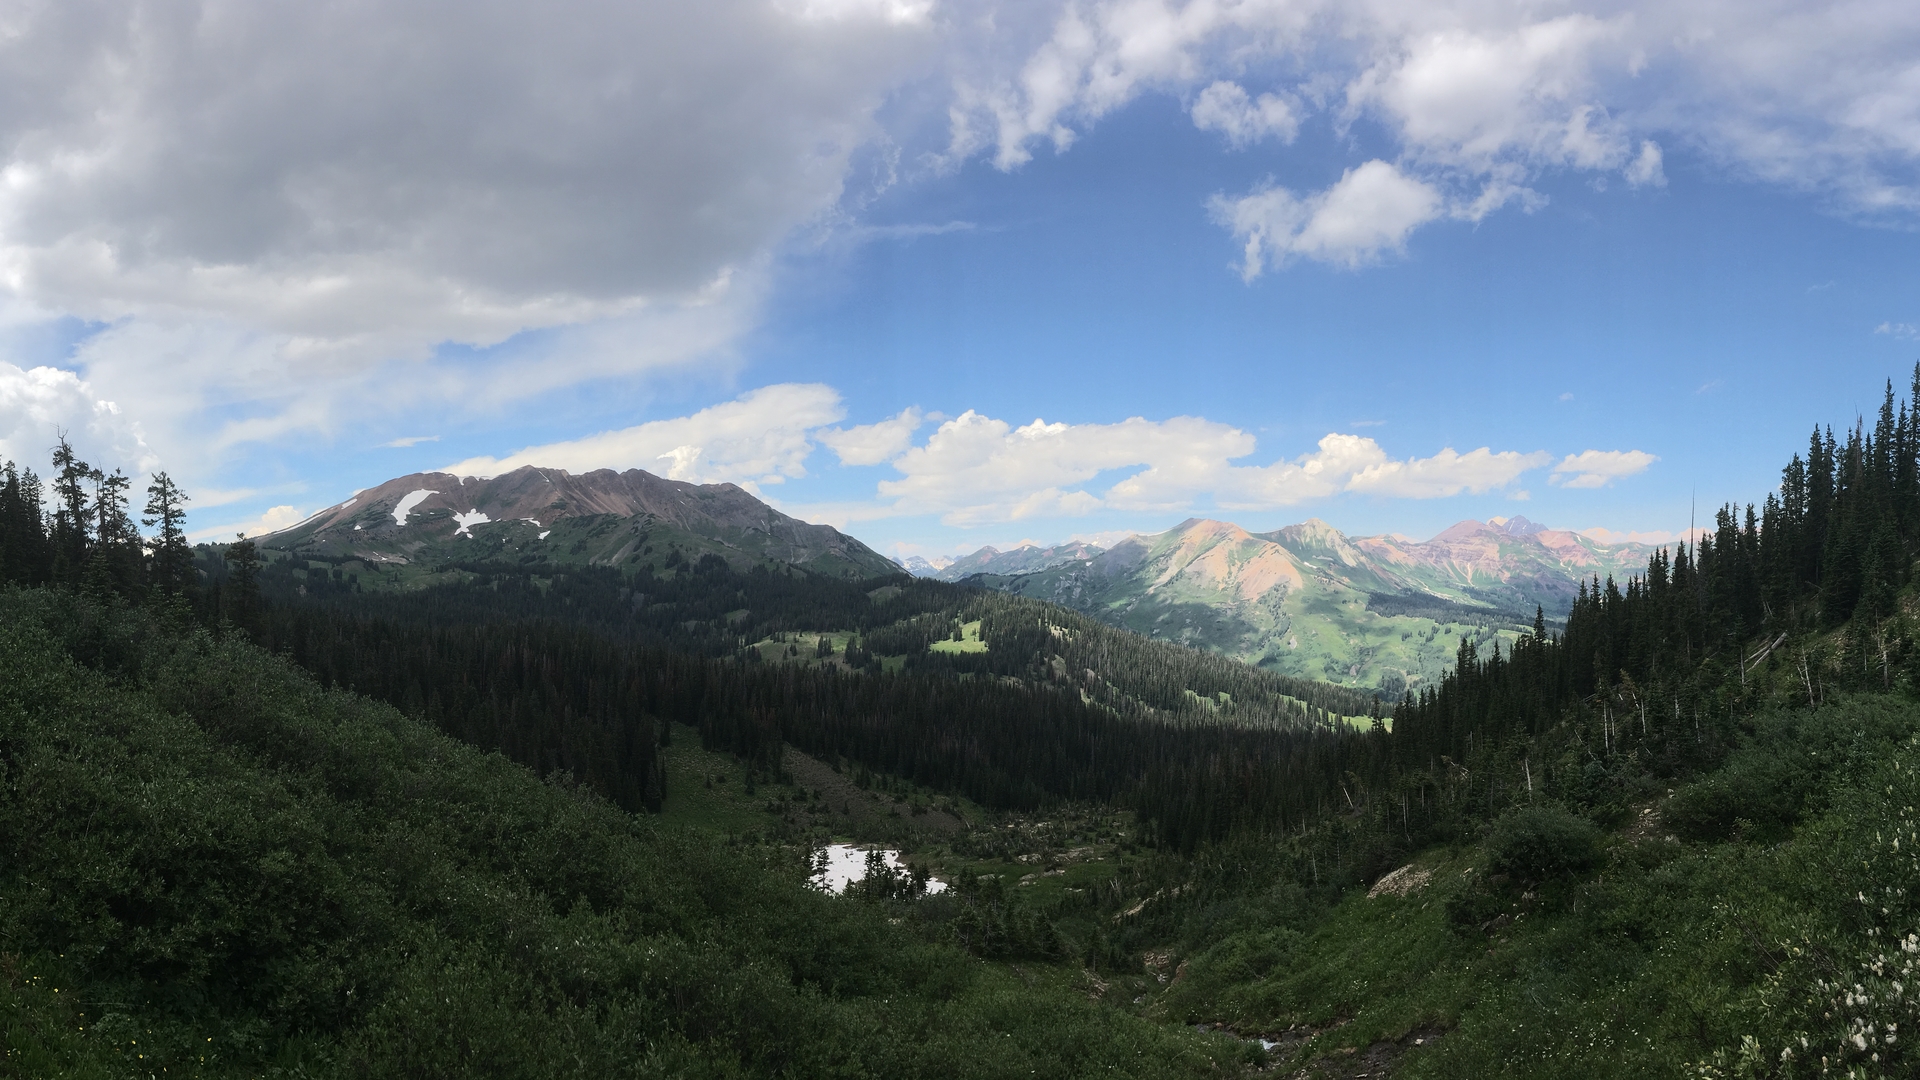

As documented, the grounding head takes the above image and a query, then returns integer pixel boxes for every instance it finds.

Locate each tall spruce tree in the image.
[223,533,263,636]
[143,472,193,596]
[85,468,142,597]
[48,438,94,587]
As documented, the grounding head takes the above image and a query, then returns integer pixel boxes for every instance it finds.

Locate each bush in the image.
[1484,805,1604,884]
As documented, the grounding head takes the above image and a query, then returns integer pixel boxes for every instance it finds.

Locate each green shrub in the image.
[1484,805,1604,884]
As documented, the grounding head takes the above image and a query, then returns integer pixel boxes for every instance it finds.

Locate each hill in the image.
[0,588,1258,1078]
[963,515,1653,693]
[260,465,899,581]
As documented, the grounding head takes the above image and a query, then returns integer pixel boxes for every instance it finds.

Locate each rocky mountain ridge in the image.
[259,465,900,581]
[944,514,1659,691]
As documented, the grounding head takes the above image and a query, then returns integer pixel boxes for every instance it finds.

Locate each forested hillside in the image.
[11,370,1920,1076]
[238,557,1386,848]
[0,589,1254,1078]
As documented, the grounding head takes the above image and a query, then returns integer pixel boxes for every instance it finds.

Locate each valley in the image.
[7,373,1920,1078]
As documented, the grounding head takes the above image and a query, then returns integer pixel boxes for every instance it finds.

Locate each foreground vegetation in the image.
[0,588,1255,1078]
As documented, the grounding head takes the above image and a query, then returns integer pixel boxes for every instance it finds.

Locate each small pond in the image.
[811,843,948,895]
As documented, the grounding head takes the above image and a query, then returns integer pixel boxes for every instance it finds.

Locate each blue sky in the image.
[0,1,1916,559]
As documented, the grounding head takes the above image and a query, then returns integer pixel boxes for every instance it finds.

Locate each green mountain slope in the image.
[0,588,1255,1078]
[976,516,1653,693]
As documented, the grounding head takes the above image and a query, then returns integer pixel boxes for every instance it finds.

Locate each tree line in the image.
[1386,364,1920,835]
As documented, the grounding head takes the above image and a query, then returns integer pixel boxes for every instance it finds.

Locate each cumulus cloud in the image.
[0,360,156,479]
[879,411,1256,524]
[187,504,311,544]
[1579,525,1702,547]
[1551,449,1659,489]
[1211,161,1444,275]
[1190,81,1299,147]
[819,408,926,465]
[1346,16,1632,171]
[441,383,847,489]
[1348,446,1553,498]
[1625,141,1667,187]
[431,383,1641,529]
[958,0,1920,257]
[871,410,1544,525]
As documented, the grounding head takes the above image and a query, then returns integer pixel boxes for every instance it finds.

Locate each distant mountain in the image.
[919,540,1108,580]
[260,466,900,581]
[893,555,949,575]
[971,516,1656,693]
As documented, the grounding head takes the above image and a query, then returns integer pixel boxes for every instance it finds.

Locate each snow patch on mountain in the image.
[452,510,491,537]
[392,489,439,526]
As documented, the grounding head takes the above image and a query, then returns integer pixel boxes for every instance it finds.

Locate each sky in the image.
[0,0,1917,559]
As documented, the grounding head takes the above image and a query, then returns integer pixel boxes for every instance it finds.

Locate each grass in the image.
[930,620,989,654]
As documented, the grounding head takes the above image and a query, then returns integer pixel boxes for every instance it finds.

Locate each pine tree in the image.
[0,460,48,585]
[224,534,263,636]
[85,468,142,597]
[143,472,193,596]
[48,438,94,586]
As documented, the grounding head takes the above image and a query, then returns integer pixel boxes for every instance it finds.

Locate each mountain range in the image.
[259,466,1661,694]
[261,465,899,581]
[922,515,1657,694]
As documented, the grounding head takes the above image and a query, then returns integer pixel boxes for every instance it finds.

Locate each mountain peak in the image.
[259,464,898,579]
[1489,514,1548,537]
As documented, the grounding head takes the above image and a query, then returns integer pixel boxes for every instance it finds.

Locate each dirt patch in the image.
[1621,797,1678,845]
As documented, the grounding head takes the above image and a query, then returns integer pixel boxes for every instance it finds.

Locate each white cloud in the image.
[382,435,441,449]
[1212,161,1444,276]
[1347,446,1553,498]
[1190,81,1299,147]
[1551,449,1659,489]
[1347,16,1632,172]
[1878,321,1920,340]
[1579,525,1699,547]
[0,360,155,479]
[187,504,309,543]
[879,410,1256,524]
[960,0,1920,257]
[819,408,925,465]
[866,409,1544,525]
[441,383,846,489]
[1625,141,1667,187]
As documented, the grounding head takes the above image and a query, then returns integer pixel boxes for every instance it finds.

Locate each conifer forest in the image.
[10,373,1920,1077]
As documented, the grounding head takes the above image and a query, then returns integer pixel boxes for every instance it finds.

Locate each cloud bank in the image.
[453,385,1653,529]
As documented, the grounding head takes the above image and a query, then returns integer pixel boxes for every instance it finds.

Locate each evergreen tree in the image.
[143,472,193,596]
[0,460,48,585]
[85,468,142,597]
[48,437,94,586]
[224,534,263,636]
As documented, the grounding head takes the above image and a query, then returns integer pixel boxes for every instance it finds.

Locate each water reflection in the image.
[811,843,948,895]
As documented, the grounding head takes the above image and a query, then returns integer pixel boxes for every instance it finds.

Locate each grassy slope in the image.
[1140,697,1920,1078]
[1001,558,1520,693]
[0,588,1256,1079]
